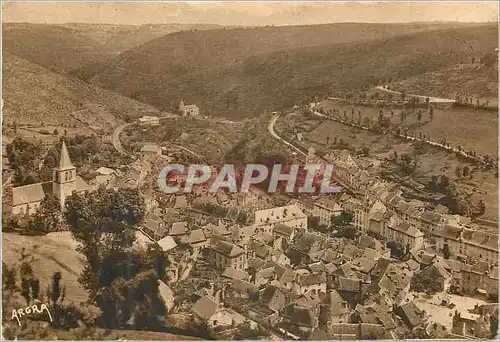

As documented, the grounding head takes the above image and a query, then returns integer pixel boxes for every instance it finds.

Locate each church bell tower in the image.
[53,140,76,208]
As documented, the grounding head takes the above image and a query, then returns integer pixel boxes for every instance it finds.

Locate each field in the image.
[320,99,498,157]
[2,232,87,304]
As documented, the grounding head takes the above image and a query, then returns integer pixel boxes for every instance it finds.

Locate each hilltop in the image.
[2,52,161,130]
[90,24,498,118]
[2,22,222,79]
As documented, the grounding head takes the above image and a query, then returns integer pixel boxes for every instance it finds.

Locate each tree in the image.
[462,166,470,178]
[400,91,406,100]
[331,212,353,227]
[483,52,496,67]
[29,194,62,234]
[333,224,358,240]
[64,187,146,297]
[478,200,486,216]
[49,272,63,306]
[455,167,462,178]
[361,145,370,156]
[387,241,406,259]
[308,216,321,231]
[7,137,43,186]
[53,129,59,136]
[399,154,418,176]
[417,110,423,123]
[443,243,451,259]
[3,262,17,293]
[64,187,166,330]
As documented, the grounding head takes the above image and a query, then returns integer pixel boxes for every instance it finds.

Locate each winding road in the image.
[112,123,131,154]
[268,114,307,157]
[375,85,456,103]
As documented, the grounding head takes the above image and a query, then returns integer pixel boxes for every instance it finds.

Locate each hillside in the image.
[2,22,222,79]
[2,52,161,130]
[390,64,498,106]
[90,24,498,118]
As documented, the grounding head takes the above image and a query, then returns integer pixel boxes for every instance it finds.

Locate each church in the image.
[179,99,200,116]
[11,140,89,215]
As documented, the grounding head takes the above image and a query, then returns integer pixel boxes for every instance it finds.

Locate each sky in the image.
[2,2,499,26]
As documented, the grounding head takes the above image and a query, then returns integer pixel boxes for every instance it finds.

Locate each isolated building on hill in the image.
[11,140,89,215]
[138,115,159,126]
[179,99,200,116]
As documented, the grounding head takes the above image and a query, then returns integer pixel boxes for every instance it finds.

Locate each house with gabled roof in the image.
[394,301,426,329]
[323,289,351,324]
[210,240,246,271]
[261,285,287,312]
[384,215,424,250]
[293,273,327,296]
[411,262,452,293]
[169,221,188,237]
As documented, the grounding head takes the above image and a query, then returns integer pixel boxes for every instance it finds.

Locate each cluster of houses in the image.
[305,150,499,266]
[140,193,496,339]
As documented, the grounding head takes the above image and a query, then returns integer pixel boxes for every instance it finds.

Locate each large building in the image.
[254,204,308,234]
[12,141,89,215]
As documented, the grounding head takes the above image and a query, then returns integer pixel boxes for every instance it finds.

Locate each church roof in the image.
[76,176,89,192]
[58,140,74,170]
[12,182,51,206]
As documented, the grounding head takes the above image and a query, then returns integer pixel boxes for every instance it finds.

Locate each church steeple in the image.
[53,140,76,208]
[58,140,74,170]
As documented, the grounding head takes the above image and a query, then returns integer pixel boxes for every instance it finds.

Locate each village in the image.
[2,6,498,340]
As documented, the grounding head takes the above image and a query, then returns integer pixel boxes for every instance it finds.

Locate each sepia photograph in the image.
[1,1,499,340]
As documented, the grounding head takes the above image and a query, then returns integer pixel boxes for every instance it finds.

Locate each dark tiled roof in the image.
[397,302,424,327]
[298,273,327,286]
[212,240,244,257]
[274,223,295,237]
[261,285,283,305]
[338,277,361,292]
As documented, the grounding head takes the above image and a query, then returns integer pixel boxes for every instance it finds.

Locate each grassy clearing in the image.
[2,232,87,304]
